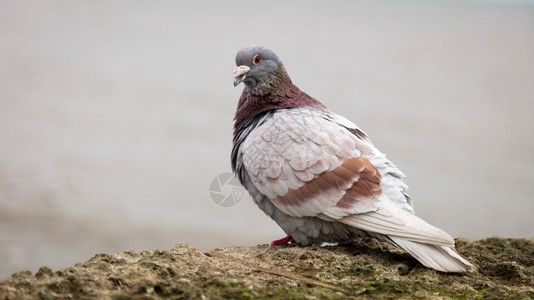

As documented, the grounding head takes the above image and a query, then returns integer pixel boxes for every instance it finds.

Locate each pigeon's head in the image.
[233,46,291,94]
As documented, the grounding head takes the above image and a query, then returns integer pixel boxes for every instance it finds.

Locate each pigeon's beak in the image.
[233,65,250,87]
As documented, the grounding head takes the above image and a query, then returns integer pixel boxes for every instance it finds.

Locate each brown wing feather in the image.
[272,157,382,215]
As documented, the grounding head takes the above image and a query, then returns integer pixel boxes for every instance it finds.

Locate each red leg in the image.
[269,235,294,246]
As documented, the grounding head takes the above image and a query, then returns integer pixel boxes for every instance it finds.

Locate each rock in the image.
[1,237,533,299]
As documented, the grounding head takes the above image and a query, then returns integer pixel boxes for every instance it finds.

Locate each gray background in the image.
[1,0,533,279]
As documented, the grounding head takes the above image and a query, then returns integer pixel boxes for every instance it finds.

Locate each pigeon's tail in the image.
[340,200,473,272]
[388,236,473,273]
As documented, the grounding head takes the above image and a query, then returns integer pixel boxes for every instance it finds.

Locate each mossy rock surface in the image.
[1,237,533,299]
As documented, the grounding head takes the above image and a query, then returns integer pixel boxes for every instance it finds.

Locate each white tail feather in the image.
[442,246,473,268]
[390,236,473,273]
[341,201,455,247]
[340,200,473,272]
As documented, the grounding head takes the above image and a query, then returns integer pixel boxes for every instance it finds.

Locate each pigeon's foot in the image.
[269,235,294,246]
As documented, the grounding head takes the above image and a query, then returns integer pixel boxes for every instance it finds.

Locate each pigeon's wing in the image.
[329,113,414,213]
[240,107,454,246]
[241,107,383,219]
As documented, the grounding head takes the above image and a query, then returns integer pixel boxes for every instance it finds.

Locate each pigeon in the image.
[231,46,473,273]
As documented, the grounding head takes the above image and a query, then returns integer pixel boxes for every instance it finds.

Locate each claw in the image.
[269,235,294,246]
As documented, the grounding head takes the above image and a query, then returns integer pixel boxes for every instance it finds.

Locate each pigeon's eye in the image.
[253,55,262,65]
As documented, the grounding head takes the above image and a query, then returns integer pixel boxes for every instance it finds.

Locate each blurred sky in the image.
[1,0,533,279]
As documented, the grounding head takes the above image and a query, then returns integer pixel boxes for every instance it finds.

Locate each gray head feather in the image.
[234,46,291,94]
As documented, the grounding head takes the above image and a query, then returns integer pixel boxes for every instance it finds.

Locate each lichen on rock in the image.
[1,237,533,299]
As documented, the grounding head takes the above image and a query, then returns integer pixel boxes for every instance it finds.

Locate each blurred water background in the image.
[1,0,533,279]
